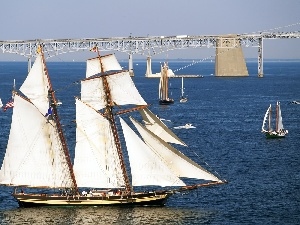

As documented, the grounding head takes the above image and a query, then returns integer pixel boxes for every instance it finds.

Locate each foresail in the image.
[120,117,186,187]
[86,54,122,78]
[262,105,271,132]
[130,117,221,182]
[81,71,147,110]
[73,99,125,188]
[0,95,74,188]
[19,54,49,114]
[139,108,187,146]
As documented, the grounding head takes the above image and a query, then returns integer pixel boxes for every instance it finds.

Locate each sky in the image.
[0,0,300,61]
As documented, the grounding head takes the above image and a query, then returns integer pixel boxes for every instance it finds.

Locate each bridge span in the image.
[0,31,300,77]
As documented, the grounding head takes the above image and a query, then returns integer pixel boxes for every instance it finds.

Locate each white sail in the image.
[19,54,50,114]
[139,108,186,146]
[0,98,2,108]
[277,101,284,131]
[262,105,271,132]
[130,117,221,182]
[73,98,125,188]
[0,94,74,188]
[86,54,122,78]
[81,71,147,110]
[120,117,186,187]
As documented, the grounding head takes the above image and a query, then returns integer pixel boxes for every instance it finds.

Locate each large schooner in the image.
[159,62,174,105]
[0,45,226,207]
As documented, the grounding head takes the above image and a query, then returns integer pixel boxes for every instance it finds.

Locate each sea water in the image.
[0,60,299,224]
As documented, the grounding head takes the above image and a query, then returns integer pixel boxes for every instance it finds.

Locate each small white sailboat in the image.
[179,77,187,103]
[0,98,3,108]
[261,101,288,138]
[0,45,226,207]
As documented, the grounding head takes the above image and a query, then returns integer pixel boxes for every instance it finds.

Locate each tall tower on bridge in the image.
[215,35,248,76]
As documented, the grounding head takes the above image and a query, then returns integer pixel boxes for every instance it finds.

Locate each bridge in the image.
[1,31,300,77]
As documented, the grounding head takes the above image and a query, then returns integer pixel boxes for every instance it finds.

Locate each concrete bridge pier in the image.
[128,53,134,77]
[145,56,152,77]
[258,38,264,77]
[215,35,249,77]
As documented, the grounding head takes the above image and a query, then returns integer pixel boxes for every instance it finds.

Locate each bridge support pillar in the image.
[27,57,32,73]
[145,56,152,77]
[215,35,248,76]
[258,38,264,78]
[128,53,134,77]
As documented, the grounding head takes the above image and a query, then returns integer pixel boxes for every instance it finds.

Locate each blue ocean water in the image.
[0,59,299,224]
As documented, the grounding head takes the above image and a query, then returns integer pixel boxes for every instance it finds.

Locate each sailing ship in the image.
[0,98,2,108]
[159,62,174,105]
[179,77,187,103]
[0,45,225,207]
[261,101,288,138]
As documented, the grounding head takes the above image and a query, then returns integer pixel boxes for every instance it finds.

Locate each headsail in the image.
[139,108,186,146]
[73,99,125,188]
[261,104,271,132]
[86,54,122,78]
[120,117,186,187]
[130,117,221,182]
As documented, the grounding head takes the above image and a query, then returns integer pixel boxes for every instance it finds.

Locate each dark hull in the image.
[159,99,174,105]
[266,132,285,139]
[13,192,170,208]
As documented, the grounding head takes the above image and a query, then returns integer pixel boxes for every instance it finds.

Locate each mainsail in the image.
[0,53,74,188]
[276,101,284,131]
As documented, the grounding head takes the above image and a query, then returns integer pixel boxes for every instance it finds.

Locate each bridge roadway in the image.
[0,31,300,76]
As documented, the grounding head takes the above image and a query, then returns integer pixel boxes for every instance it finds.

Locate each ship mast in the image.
[95,47,132,192]
[276,102,279,132]
[268,105,272,132]
[39,45,78,193]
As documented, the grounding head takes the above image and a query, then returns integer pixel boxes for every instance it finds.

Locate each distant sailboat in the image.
[0,98,2,108]
[0,45,226,207]
[261,101,288,138]
[159,62,174,105]
[179,77,187,103]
